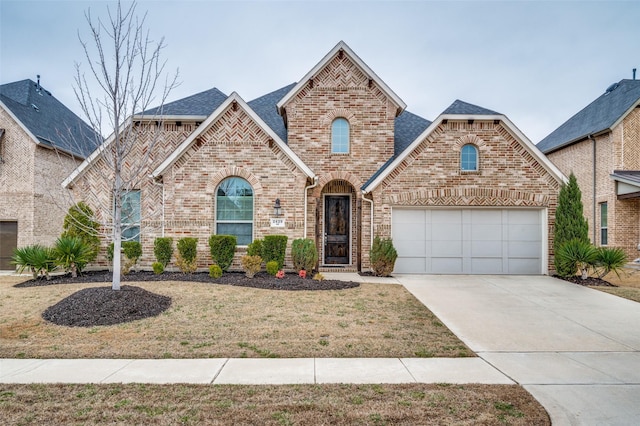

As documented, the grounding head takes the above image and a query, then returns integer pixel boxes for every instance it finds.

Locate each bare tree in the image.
[70,0,178,290]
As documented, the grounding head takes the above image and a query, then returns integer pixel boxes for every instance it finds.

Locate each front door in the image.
[0,221,18,270]
[324,196,350,264]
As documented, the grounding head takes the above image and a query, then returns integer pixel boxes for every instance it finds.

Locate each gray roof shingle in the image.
[0,79,101,158]
[538,79,640,153]
[142,87,227,117]
[442,99,501,115]
[248,83,295,143]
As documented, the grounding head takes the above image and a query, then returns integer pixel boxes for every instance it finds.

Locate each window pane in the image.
[216,177,253,245]
[601,229,608,246]
[332,118,349,153]
[122,226,140,242]
[461,145,478,171]
[217,223,252,246]
[122,190,141,224]
[600,203,608,228]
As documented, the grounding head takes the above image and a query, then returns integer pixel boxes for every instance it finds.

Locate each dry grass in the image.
[591,266,640,302]
[0,276,472,359]
[0,383,549,425]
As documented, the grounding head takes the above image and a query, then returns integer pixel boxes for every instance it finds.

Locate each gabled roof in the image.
[247,84,295,143]
[0,79,101,158]
[142,87,227,117]
[151,92,314,179]
[363,100,565,193]
[276,41,407,117]
[538,79,640,153]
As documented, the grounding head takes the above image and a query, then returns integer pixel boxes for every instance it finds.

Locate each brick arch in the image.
[312,172,361,197]
[453,134,487,152]
[320,108,359,126]
[208,166,263,197]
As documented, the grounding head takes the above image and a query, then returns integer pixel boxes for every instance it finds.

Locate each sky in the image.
[1,0,639,144]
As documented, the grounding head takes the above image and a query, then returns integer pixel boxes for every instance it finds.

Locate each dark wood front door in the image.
[324,196,350,264]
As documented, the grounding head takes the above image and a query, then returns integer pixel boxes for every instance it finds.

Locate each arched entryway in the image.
[320,180,357,267]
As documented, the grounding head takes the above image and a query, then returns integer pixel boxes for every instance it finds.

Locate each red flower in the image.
[276,270,285,279]
[298,270,307,279]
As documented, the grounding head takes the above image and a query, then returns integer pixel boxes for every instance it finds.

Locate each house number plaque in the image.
[270,218,285,228]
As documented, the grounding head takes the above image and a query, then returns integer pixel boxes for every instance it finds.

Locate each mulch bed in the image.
[17,271,359,328]
[557,275,617,287]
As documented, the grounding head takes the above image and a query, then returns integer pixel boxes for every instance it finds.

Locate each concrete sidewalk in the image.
[400,274,640,426]
[0,357,512,385]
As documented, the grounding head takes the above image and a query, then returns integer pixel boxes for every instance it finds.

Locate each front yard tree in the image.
[554,172,589,276]
[73,0,178,290]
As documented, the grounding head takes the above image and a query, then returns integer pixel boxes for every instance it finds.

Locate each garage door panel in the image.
[393,208,543,275]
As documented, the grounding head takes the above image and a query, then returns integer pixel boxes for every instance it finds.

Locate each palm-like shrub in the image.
[54,236,93,278]
[555,239,598,279]
[370,236,398,277]
[61,202,100,264]
[595,247,627,279]
[12,245,56,279]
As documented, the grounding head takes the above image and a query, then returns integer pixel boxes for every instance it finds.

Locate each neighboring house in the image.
[65,41,563,274]
[538,77,640,260]
[0,78,101,270]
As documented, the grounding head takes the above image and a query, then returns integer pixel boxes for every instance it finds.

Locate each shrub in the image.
[241,255,262,278]
[209,264,223,279]
[54,236,93,277]
[266,260,279,276]
[263,235,288,269]
[209,235,237,271]
[313,272,325,281]
[595,247,627,279]
[554,173,589,276]
[291,238,318,272]
[12,245,56,279]
[154,237,174,267]
[555,239,598,279]
[121,241,142,274]
[61,202,100,264]
[152,261,164,275]
[370,236,398,277]
[247,238,263,257]
[176,237,198,273]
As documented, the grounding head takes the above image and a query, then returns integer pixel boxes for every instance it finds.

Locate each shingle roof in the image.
[538,79,640,153]
[0,79,101,158]
[442,99,501,115]
[142,87,227,116]
[248,84,295,143]
[611,170,640,185]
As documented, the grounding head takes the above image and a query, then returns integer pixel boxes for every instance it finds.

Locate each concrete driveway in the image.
[399,274,640,426]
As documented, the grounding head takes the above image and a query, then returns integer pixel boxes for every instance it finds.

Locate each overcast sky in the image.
[1,0,639,143]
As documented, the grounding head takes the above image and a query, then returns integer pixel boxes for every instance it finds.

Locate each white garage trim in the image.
[392,207,547,275]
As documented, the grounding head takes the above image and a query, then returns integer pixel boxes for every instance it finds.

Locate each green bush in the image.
[370,236,398,277]
[154,237,174,267]
[152,261,164,275]
[208,235,237,271]
[61,202,100,264]
[54,236,93,277]
[176,237,198,273]
[266,260,279,276]
[247,238,263,257]
[263,235,288,269]
[555,239,598,279]
[554,173,590,276]
[209,264,223,279]
[291,238,318,272]
[122,241,142,263]
[12,245,57,279]
[595,247,627,279]
[107,242,115,262]
[241,255,262,278]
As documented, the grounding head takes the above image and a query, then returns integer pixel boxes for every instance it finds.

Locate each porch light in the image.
[273,198,282,217]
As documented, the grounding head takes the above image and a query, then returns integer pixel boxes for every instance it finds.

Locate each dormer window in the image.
[461,144,478,171]
[331,118,350,154]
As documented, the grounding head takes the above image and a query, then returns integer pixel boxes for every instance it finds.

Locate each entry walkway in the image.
[400,274,640,426]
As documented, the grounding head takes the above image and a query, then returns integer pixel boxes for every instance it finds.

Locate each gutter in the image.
[303,177,319,239]
[589,134,596,243]
[361,192,374,250]
[150,176,165,237]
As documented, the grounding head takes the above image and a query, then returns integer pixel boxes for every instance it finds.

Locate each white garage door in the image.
[392,208,543,274]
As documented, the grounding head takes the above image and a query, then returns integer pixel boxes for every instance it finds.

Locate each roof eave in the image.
[276,41,407,117]
[0,99,42,148]
[542,127,612,155]
[132,114,208,122]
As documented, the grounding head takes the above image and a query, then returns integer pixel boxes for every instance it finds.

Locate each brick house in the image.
[0,78,100,270]
[65,41,563,274]
[538,77,640,260]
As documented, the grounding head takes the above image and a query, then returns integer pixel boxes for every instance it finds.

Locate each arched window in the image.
[332,118,350,153]
[216,177,253,245]
[460,144,478,171]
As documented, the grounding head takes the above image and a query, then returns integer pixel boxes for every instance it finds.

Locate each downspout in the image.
[589,135,596,243]
[150,176,165,237]
[303,176,319,239]
[361,191,374,249]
